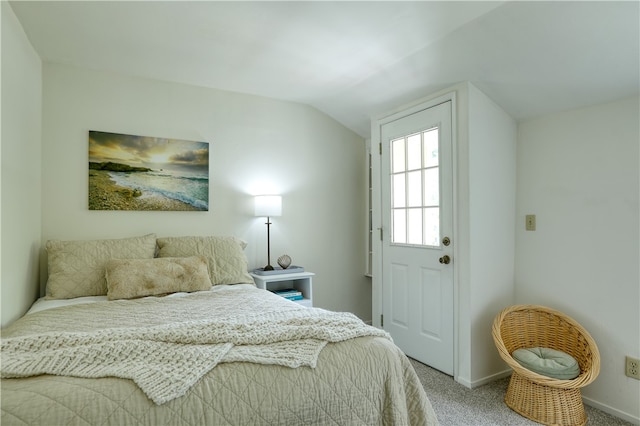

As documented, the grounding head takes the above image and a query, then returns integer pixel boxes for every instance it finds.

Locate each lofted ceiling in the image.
[9,1,640,138]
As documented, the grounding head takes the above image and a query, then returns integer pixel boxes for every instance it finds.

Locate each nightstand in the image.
[250,271,315,307]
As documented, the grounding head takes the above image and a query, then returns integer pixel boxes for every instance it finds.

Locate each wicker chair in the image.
[492,304,600,426]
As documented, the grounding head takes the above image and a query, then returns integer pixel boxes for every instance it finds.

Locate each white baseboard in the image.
[455,369,512,389]
[583,396,640,425]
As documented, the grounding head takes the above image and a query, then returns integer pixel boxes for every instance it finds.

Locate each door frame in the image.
[371,91,459,379]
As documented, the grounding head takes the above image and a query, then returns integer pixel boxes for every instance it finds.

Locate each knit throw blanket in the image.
[1,287,389,405]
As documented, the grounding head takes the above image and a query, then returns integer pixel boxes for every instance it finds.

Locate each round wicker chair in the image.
[492,304,600,426]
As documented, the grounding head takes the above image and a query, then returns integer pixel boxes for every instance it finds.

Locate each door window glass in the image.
[390,127,440,247]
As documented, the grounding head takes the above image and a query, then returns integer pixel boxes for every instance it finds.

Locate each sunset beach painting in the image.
[88,131,209,211]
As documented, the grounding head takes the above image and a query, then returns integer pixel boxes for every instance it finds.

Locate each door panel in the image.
[420,267,441,338]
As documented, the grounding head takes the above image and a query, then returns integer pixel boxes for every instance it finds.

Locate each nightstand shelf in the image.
[250,271,315,307]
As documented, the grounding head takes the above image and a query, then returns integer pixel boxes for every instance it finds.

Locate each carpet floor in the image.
[409,358,633,426]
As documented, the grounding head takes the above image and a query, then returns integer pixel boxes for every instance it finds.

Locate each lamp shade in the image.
[254,195,282,217]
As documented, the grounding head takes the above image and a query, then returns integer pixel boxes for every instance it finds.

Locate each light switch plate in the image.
[525,214,536,231]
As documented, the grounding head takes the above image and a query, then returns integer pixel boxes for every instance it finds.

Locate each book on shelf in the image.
[272,288,301,296]
[282,294,303,301]
[272,289,303,300]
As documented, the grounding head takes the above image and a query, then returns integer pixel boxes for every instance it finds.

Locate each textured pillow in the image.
[156,236,254,285]
[512,347,580,380]
[46,234,157,299]
[105,256,212,300]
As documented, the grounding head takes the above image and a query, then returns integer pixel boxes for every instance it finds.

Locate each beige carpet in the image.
[409,358,633,426]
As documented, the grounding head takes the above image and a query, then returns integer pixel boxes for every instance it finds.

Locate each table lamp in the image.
[254,195,282,271]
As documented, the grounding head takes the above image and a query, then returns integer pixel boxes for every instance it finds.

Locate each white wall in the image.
[1,2,42,327]
[467,83,517,385]
[36,63,371,321]
[516,96,640,423]
[452,83,517,388]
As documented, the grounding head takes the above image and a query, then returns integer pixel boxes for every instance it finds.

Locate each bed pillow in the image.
[156,236,254,285]
[105,256,212,300]
[45,234,157,299]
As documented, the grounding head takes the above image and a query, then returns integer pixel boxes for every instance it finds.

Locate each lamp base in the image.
[263,264,274,271]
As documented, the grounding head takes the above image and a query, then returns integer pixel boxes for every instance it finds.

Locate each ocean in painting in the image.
[108,169,208,210]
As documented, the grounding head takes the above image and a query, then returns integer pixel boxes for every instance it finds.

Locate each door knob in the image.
[439,255,451,265]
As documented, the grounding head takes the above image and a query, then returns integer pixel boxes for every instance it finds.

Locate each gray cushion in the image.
[512,347,580,380]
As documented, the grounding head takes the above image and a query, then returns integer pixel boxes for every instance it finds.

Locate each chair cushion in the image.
[512,347,580,380]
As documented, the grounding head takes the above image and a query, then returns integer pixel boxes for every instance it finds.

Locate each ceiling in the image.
[9,1,640,138]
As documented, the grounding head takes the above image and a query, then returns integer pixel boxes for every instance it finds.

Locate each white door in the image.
[380,101,454,375]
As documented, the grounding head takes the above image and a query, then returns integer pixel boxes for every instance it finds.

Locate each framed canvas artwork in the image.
[88,131,209,211]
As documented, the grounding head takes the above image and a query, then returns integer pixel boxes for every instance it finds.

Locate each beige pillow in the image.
[46,234,157,299]
[156,236,254,285]
[105,256,212,300]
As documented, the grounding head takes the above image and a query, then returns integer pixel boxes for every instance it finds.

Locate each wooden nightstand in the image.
[250,271,315,307]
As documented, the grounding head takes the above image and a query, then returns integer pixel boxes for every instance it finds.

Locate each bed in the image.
[1,234,439,425]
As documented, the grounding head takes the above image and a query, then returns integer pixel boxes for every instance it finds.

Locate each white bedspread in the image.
[1,287,389,404]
